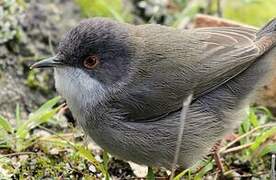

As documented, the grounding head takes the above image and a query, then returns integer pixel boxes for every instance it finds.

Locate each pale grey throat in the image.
[54,67,106,128]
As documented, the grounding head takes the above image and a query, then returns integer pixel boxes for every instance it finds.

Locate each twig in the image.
[211,140,224,173]
[219,123,276,153]
[213,171,219,180]
[38,132,76,140]
[236,171,268,178]
[57,103,68,117]
[272,154,275,180]
[217,0,222,17]
[37,125,76,149]
[223,169,236,176]
[220,142,253,154]
[213,151,224,173]
[174,158,214,180]
[0,151,44,158]
[173,168,190,180]
[170,94,193,180]
[223,169,269,178]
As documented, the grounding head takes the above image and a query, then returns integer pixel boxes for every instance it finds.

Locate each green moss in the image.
[13,152,98,179]
[0,0,24,44]
[25,70,50,93]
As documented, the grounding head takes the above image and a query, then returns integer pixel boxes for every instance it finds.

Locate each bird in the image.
[31,17,276,169]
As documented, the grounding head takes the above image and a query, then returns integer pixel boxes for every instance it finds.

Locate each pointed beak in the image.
[30,56,64,69]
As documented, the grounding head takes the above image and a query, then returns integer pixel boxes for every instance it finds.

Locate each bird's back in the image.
[121,19,276,122]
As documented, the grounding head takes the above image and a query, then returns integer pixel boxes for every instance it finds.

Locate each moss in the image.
[11,152,99,179]
[0,0,24,44]
[25,69,51,93]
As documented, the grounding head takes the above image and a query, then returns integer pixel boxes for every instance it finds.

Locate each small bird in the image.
[31,18,276,169]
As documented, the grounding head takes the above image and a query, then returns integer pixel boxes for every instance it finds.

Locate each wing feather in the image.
[122,23,275,122]
[190,27,264,98]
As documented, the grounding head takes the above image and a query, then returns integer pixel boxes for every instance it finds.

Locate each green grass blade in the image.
[15,103,21,129]
[16,109,58,139]
[248,108,259,127]
[29,96,61,118]
[15,136,38,152]
[38,135,72,148]
[76,145,106,174]
[173,169,190,180]
[0,115,13,133]
[259,143,276,157]
[239,111,251,145]
[174,158,212,180]
[103,151,110,180]
[256,106,273,118]
[16,96,61,139]
[250,127,276,152]
[194,161,214,180]
[0,127,14,149]
[100,0,124,22]
[147,167,155,180]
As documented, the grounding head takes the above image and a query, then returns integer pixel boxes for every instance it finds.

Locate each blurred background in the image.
[0,0,276,179]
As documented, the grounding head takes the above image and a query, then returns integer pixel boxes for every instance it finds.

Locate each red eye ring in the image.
[83,55,100,69]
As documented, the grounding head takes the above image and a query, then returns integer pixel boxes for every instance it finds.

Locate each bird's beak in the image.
[30,56,63,69]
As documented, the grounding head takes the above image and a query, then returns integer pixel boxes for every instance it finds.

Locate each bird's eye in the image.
[83,55,100,69]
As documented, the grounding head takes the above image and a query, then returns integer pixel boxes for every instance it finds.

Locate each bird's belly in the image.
[61,76,250,169]
[78,97,246,169]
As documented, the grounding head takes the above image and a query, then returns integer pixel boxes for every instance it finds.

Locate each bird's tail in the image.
[255,18,276,52]
[257,18,276,38]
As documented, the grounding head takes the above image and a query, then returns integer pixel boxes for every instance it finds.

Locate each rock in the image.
[0,0,81,121]
[128,162,148,177]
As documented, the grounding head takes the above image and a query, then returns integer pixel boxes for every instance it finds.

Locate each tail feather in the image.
[257,18,276,38]
[255,18,276,53]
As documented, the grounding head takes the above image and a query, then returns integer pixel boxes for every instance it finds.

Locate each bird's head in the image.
[31,18,137,103]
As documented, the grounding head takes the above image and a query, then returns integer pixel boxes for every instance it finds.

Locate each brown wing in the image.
[190,26,273,98]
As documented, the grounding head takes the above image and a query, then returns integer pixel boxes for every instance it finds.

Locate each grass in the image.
[0,97,275,179]
[173,107,275,179]
[0,96,62,152]
[0,97,111,179]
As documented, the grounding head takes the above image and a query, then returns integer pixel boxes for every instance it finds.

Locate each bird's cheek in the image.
[54,68,75,100]
[54,68,65,96]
